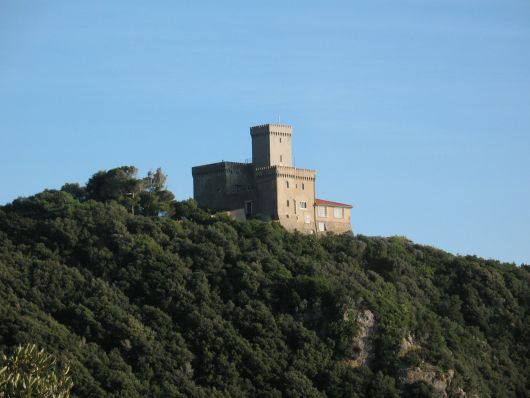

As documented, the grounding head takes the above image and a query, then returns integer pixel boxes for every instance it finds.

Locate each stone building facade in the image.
[192,124,352,234]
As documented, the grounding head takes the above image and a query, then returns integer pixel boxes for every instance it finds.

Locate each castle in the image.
[192,124,352,234]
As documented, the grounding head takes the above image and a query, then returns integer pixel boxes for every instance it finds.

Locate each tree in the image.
[84,166,174,216]
[139,168,174,216]
[402,381,442,398]
[143,168,167,193]
[368,372,399,398]
[85,166,143,214]
[0,344,73,398]
[86,166,141,202]
[60,183,87,201]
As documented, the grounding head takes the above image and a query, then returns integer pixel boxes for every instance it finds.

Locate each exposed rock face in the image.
[454,387,468,398]
[345,309,375,368]
[399,363,455,398]
[342,312,471,398]
[398,333,420,358]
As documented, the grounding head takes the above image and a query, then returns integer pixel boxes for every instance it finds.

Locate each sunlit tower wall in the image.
[250,124,293,168]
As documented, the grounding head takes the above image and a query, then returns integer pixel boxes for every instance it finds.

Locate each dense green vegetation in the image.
[0,167,528,397]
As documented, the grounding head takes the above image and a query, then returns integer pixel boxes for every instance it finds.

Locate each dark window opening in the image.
[245,201,253,217]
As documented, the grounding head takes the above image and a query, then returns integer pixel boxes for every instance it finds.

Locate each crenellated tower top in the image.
[250,124,293,168]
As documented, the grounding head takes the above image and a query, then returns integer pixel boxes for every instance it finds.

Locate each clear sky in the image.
[1,1,529,264]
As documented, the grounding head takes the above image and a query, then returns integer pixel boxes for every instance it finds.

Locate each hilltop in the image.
[0,167,528,397]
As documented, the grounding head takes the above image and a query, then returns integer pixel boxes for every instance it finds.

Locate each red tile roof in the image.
[315,199,353,208]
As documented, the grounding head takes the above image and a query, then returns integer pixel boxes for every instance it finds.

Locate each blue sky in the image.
[1,1,529,264]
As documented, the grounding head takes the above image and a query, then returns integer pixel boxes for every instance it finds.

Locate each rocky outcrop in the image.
[344,309,375,368]
[397,362,469,398]
[398,333,421,358]
[342,313,471,398]
[400,364,454,393]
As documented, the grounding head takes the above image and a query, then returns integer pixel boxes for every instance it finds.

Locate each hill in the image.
[0,167,528,397]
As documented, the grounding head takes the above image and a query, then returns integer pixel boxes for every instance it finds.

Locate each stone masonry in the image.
[192,124,352,234]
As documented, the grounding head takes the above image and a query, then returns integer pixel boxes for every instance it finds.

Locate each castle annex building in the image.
[192,124,352,234]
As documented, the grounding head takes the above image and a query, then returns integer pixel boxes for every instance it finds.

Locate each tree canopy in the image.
[0,166,528,397]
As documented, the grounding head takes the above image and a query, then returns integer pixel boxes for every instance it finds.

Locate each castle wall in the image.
[253,172,278,221]
[256,166,317,233]
[251,124,292,168]
[251,132,270,169]
[192,162,254,211]
[268,127,292,167]
[191,123,353,235]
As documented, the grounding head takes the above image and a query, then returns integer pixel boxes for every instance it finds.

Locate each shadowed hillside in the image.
[0,167,528,397]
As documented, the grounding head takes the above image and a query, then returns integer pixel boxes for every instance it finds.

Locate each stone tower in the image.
[250,124,293,168]
[192,123,352,234]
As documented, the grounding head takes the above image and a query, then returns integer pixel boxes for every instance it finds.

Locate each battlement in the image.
[192,161,251,177]
[254,165,316,181]
[250,124,292,137]
[191,123,352,235]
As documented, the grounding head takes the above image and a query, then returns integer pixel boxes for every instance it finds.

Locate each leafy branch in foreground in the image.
[0,344,73,398]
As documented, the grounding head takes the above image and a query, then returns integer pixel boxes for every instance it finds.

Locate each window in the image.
[304,215,311,224]
[334,207,344,219]
[300,201,307,209]
[245,201,253,217]
[286,200,290,207]
[280,137,282,143]
[317,206,327,217]
[302,183,305,190]
[286,181,289,188]
[280,155,283,163]
[318,222,326,232]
